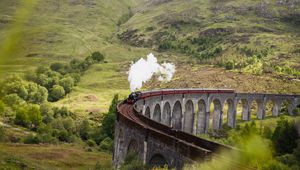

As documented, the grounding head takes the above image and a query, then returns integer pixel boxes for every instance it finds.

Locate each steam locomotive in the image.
[126,91,142,104]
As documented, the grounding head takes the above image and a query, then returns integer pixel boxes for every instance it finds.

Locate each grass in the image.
[1,0,299,114]
[0,143,112,170]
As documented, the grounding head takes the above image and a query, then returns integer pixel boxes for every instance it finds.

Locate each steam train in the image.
[126,91,142,104]
[125,89,235,104]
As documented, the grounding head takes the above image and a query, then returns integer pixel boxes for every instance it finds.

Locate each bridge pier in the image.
[272,100,282,117]
[241,99,251,121]
[257,99,266,120]
[288,99,297,115]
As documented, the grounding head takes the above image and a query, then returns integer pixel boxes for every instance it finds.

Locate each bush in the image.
[59,76,74,93]
[24,134,40,144]
[58,130,70,142]
[121,152,147,170]
[0,126,5,142]
[87,139,97,147]
[79,119,91,140]
[37,123,53,134]
[99,137,113,151]
[0,100,4,115]
[38,133,58,144]
[272,117,299,155]
[3,94,25,108]
[91,52,104,62]
[49,85,65,102]
[225,61,235,70]
[26,82,48,104]
[26,104,42,129]
[62,118,75,133]
[99,94,119,140]
[15,106,30,127]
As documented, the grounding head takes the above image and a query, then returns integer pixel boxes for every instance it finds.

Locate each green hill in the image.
[0,0,299,112]
[0,0,300,169]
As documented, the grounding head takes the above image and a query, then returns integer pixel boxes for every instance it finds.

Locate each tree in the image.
[79,119,91,140]
[272,117,299,155]
[15,106,30,127]
[50,62,65,72]
[49,85,65,101]
[27,104,42,129]
[26,82,48,104]
[95,94,119,143]
[62,117,75,133]
[91,52,104,62]
[3,94,25,108]
[69,58,82,70]
[0,100,4,116]
[59,76,74,93]
[40,103,54,124]
[0,76,28,100]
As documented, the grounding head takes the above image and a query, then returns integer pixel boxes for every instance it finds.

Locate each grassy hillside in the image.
[119,0,300,76]
[1,0,299,114]
[0,143,112,169]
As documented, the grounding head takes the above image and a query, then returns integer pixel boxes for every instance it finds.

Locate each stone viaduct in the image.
[114,88,300,169]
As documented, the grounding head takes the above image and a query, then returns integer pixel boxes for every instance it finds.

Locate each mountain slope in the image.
[119,0,300,75]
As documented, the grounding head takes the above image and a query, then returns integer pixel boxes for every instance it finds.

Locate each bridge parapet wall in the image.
[135,89,300,134]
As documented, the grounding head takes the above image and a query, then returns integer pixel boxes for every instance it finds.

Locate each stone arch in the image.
[184,100,194,133]
[127,139,139,155]
[172,101,182,130]
[149,153,168,168]
[265,100,274,117]
[162,102,171,126]
[211,99,222,131]
[145,106,150,118]
[153,104,161,122]
[224,99,235,128]
[197,99,206,134]
[281,100,291,115]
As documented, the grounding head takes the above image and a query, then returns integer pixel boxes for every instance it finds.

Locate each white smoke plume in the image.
[128,53,176,92]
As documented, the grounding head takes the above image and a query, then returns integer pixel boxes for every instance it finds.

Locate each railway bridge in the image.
[113,89,300,169]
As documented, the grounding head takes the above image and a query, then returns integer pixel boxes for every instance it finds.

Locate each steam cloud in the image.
[128,53,176,92]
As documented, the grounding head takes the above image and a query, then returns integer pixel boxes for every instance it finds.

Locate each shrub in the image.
[0,100,5,116]
[62,117,75,133]
[58,130,70,142]
[3,94,25,108]
[26,82,48,104]
[38,134,58,144]
[121,152,147,170]
[87,139,97,147]
[26,104,42,129]
[0,126,5,142]
[79,119,91,140]
[91,52,104,62]
[15,106,30,127]
[272,117,299,155]
[225,61,235,70]
[99,137,113,151]
[99,94,119,140]
[24,134,40,144]
[59,76,74,93]
[49,85,65,102]
[37,123,53,134]
[50,118,65,130]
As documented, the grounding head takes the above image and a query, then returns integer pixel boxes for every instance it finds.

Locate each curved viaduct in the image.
[114,89,300,169]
